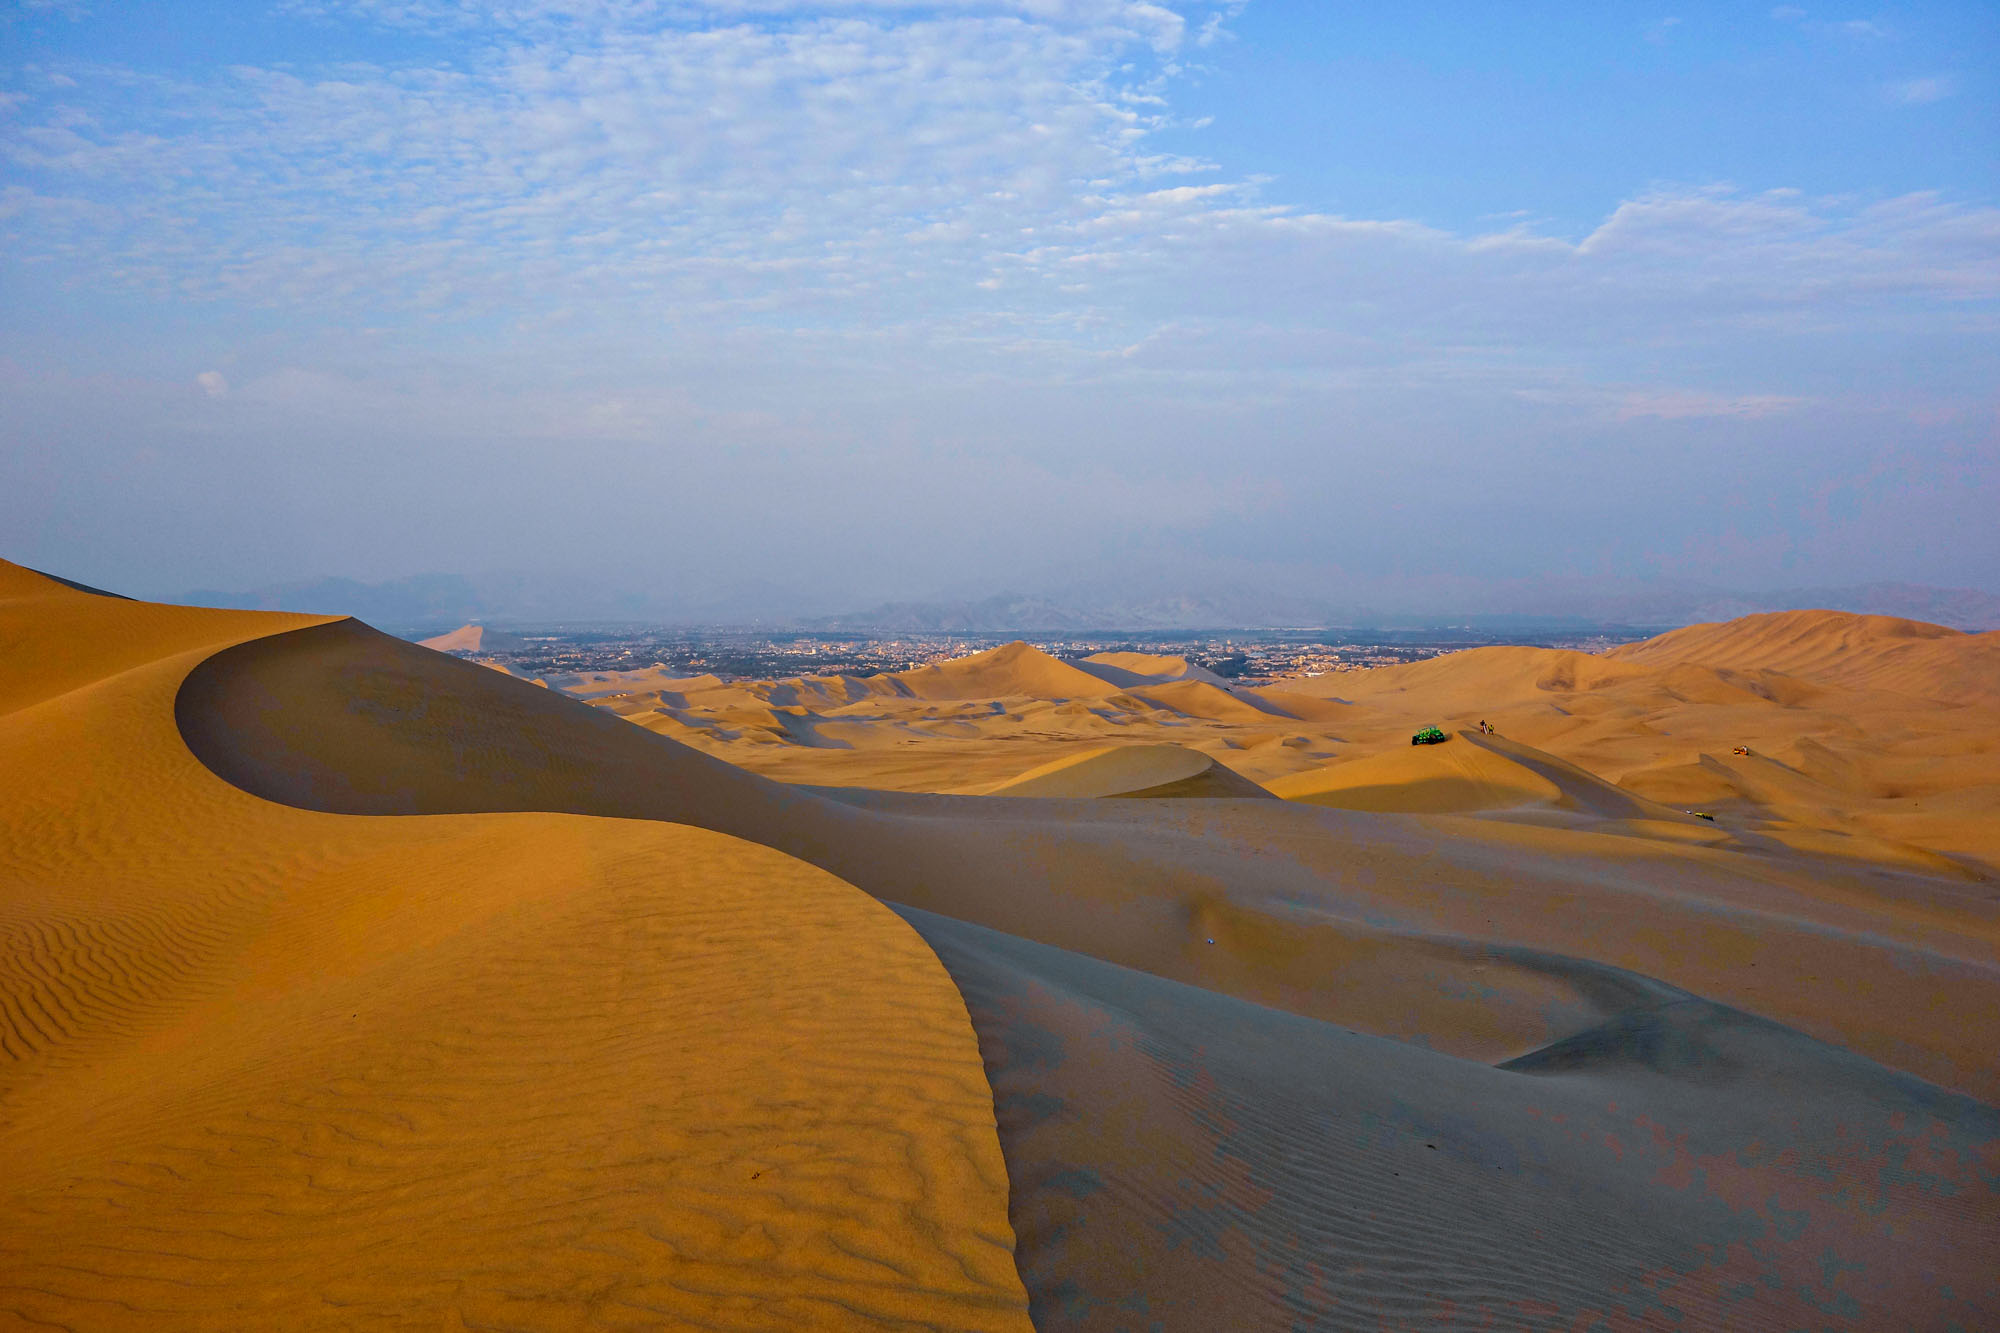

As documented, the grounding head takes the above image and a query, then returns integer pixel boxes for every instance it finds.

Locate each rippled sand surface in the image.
[5,556,1996,1328]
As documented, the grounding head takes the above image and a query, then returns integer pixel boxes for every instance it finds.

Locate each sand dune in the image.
[419,622,529,656]
[1279,642,1655,710]
[417,621,485,652]
[983,743,1272,799]
[1128,677,1294,723]
[0,564,1028,1330]
[903,905,1999,1331]
[180,615,2000,1097]
[544,665,723,699]
[1268,730,1569,813]
[1227,729,1702,835]
[1610,608,2000,704]
[878,640,1124,702]
[1071,651,1229,689]
[9,560,1998,1327]
[1241,612,2000,871]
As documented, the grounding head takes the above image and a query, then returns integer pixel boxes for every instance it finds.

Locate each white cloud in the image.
[5,3,1996,485]
[5,6,1217,319]
[9,2,1987,348]
[1888,74,1958,104]
[1512,386,1807,422]
[1615,390,1803,421]
[196,370,229,398]
[288,0,1191,49]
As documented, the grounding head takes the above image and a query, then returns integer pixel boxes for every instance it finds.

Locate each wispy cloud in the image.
[4,0,1997,600]
[6,4,1990,347]
[4,5,1215,321]
[1888,73,1958,104]
[1615,390,1803,421]
[1511,384,1806,422]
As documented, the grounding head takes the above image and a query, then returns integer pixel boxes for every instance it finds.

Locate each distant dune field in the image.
[570,618,2000,875]
[4,557,1997,1329]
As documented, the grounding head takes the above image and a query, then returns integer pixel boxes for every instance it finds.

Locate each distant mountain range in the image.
[173,574,2000,633]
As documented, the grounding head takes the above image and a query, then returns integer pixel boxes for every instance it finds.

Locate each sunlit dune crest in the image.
[0,562,1028,1331]
[1607,607,2000,705]
[4,558,1998,1328]
[417,620,485,652]
[889,640,1128,702]
[982,742,1272,798]
[1268,728,1688,820]
[1071,651,1231,689]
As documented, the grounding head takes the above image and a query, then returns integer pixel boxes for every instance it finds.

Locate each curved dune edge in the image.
[982,743,1273,799]
[1269,729,1701,825]
[164,620,1673,1068]
[173,615,2000,1103]
[79,576,2000,1324]
[0,568,1030,1331]
[898,906,2000,1332]
[1268,731,1566,812]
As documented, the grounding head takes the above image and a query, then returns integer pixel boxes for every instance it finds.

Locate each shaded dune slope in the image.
[898,906,1999,1331]
[983,743,1273,799]
[1071,652,1229,689]
[178,619,2000,1098]
[1271,728,1705,828]
[177,615,815,836]
[159,614,2000,1325]
[1268,731,1564,814]
[1,571,1030,1330]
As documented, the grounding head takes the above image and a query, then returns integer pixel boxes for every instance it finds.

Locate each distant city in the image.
[431,625,1653,685]
[182,573,2000,636]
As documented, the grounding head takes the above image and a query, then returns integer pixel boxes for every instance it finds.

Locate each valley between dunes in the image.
[5,557,1998,1330]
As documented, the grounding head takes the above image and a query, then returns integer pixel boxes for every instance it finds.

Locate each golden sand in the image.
[6,559,1996,1328]
[0,563,1027,1331]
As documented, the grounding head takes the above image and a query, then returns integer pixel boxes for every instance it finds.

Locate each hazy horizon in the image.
[5,2,1996,601]
[141,563,2000,634]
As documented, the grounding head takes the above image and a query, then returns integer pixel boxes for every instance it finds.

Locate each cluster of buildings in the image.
[449,626,1642,687]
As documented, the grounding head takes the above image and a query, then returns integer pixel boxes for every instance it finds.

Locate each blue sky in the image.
[1163,5,1996,231]
[3,1,1996,608]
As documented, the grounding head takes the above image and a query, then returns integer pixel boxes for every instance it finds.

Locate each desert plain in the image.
[3,555,1998,1330]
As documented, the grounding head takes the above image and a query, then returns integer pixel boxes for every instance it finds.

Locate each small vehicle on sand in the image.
[1411,726,1449,746]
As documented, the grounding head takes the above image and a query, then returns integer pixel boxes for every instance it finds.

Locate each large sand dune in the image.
[1609,607,2000,704]
[982,743,1272,798]
[6,558,1997,1328]
[176,617,2000,1095]
[888,641,1123,702]
[417,620,485,652]
[1070,651,1230,689]
[901,905,1998,1331]
[0,564,1027,1330]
